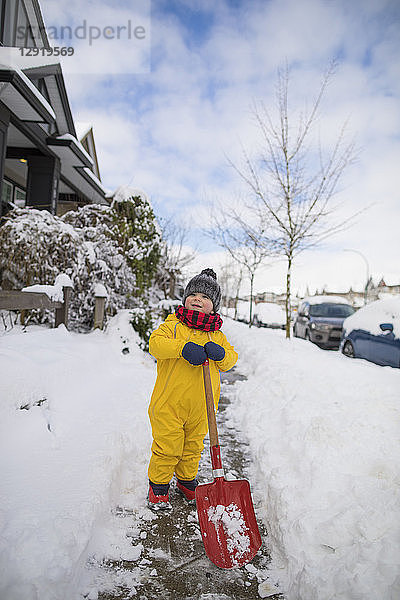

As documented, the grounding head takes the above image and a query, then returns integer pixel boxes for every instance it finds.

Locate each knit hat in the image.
[182,268,222,313]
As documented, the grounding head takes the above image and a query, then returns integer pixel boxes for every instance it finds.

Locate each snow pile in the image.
[0,311,154,599]
[22,273,73,302]
[342,297,400,338]
[233,300,253,322]
[228,300,286,327]
[208,503,250,562]
[21,283,65,302]
[1,312,399,599]
[111,184,151,208]
[254,303,286,327]
[93,282,108,298]
[222,319,400,600]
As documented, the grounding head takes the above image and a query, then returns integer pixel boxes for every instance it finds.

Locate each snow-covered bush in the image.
[0,208,82,289]
[0,207,88,326]
[0,190,162,332]
[110,189,161,298]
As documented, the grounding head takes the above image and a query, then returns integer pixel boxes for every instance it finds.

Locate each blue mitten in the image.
[182,342,207,366]
[204,341,225,361]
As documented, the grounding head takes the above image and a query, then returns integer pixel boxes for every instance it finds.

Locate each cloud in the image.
[50,0,400,292]
[41,0,151,74]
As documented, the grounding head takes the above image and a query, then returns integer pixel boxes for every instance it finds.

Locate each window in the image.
[1,179,13,205]
[309,303,355,318]
[14,185,26,207]
[1,179,26,207]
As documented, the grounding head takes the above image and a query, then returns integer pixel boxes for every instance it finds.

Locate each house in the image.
[0,0,107,218]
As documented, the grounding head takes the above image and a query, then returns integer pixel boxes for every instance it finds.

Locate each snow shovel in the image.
[195,359,262,569]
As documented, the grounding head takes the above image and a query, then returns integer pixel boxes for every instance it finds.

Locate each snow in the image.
[232,300,253,322]
[0,49,56,120]
[55,133,94,166]
[111,185,150,206]
[207,503,250,563]
[82,167,108,196]
[54,274,73,289]
[227,300,286,327]
[0,311,154,599]
[21,283,63,302]
[1,46,60,71]
[342,297,400,338]
[75,122,93,142]
[93,283,108,298]
[0,314,399,599]
[254,302,286,327]
[22,274,72,302]
[222,319,400,600]
[258,580,280,598]
[302,295,352,306]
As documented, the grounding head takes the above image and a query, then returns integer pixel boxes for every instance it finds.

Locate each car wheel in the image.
[342,340,355,358]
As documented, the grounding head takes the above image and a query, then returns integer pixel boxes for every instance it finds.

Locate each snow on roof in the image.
[75,122,92,141]
[0,56,56,121]
[0,46,60,71]
[343,297,400,338]
[56,133,94,166]
[303,295,352,305]
[81,167,108,196]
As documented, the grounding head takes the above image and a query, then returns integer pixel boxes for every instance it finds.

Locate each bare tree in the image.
[157,217,196,299]
[205,203,276,326]
[218,259,244,318]
[232,63,359,337]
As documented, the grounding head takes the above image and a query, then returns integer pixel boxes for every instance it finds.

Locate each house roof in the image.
[0,65,55,123]
[4,48,78,133]
[75,122,92,141]
[1,50,106,205]
[46,134,107,200]
[74,122,101,180]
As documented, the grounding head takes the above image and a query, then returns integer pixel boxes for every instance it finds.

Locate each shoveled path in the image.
[83,368,284,600]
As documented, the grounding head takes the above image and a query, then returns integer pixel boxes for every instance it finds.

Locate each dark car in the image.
[341,298,400,368]
[293,297,355,349]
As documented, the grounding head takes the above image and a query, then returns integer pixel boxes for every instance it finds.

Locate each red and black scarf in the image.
[175,306,223,331]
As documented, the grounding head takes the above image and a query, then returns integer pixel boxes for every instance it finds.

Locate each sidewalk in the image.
[81,367,283,600]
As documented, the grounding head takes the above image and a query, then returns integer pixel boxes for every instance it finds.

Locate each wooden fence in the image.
[0,286,106,330]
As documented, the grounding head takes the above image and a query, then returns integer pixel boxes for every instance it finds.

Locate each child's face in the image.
[185,293,214,314]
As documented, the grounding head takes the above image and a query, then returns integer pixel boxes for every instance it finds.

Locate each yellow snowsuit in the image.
[148,313,238,484]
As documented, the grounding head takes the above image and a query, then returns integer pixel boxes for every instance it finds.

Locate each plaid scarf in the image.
[175,306,223,331]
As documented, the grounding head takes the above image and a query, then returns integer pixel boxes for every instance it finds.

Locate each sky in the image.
[41,0,400,297]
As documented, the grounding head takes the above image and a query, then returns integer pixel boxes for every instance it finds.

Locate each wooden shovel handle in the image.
[202,360,219,448]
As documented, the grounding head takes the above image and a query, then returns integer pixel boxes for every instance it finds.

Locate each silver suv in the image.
[294,299,355,349]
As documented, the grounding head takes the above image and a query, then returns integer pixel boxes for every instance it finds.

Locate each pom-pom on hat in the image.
[182,268,222,313]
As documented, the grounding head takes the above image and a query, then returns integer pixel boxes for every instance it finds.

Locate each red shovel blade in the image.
[196,477,262,569]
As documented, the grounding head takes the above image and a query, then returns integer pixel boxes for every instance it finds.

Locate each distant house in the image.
[0,0,107,218]
[250,277,400,313]
[369,278,400,301]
